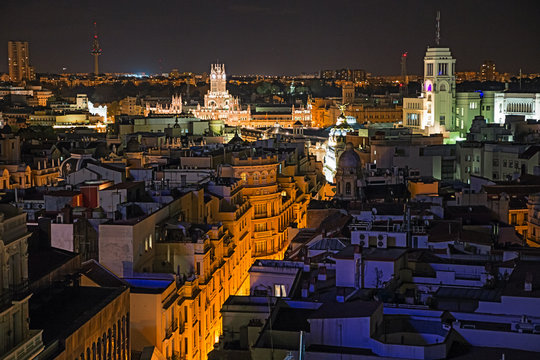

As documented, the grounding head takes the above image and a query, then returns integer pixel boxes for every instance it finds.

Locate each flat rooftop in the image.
[30,285,126,346]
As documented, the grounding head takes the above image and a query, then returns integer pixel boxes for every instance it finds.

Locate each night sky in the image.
[1,0,539,76]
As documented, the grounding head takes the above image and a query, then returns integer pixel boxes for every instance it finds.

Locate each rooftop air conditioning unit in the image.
[359,233,369,247]
[377,234,388,248]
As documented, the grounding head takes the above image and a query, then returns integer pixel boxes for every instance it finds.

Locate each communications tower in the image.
[400,52,408,96]
[91,22,102,75]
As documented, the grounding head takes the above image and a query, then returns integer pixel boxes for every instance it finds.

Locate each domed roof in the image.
[94,142,109,159]
[338,143,361,169]
[0,125,12,134]
[126,137,140,152]
[228,131,245,145]
[59,153,96,178]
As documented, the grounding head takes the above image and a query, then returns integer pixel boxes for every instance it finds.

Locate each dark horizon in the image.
[1,0,539,76]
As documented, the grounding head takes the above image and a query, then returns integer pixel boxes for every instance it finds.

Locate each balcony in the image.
[167,351,181,360]
[179,321,186,334]
[1,279,30,312]
[2,329,44,360]
[164,319,178,340]
[253,230,272,239]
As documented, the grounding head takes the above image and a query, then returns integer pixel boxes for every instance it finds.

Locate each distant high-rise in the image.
[91,22,102,75]
[481,60,496,81]
[8,41,32,82]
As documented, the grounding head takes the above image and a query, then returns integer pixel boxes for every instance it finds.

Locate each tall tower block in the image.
[8,41,31,82]
[91,22,102,75]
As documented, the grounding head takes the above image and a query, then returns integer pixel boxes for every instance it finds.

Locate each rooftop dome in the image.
[0,125,12,134]
[126,137,140,152]
[338,143,361,169]
[94,142,109,159]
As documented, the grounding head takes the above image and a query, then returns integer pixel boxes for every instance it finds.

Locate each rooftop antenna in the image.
[435,11,441,46]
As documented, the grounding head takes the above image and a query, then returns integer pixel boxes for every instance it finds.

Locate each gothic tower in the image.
[210,64,227,93]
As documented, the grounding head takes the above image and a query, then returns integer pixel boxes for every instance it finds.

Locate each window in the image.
[196,262,201,275]
[440,115,445,125]
[525,213,528,222]
[493,159,499,167]
[511,214,517,225]
[426,63,433,76]
[345,182,351,195]
[476,156,480,162]
[274,284,287,297]
[438,63,448,75]
[255,223,267,232]
[240,173,247,181]
[406,113,419,126]
[503,160,507,167]
[469,102,478,109]
[255,241,266,254]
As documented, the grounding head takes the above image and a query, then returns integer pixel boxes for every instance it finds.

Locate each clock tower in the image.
[210,63,227,93]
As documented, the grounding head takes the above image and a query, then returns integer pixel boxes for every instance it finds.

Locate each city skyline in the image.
[1,0,539,76]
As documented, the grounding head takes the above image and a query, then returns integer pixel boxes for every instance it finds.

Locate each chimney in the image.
[62,205,72,224]
[336,287,345,303]
[303,257,311,273]
[309,277,316,293]
[525,272,533,292]
[301,280,309,298]
[354,245,362,261]
[317,266,327,281]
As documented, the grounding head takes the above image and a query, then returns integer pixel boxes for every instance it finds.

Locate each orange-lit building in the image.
[220,153,304,259]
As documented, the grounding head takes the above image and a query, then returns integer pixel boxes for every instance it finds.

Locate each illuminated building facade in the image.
[192,64,250,126]
[0,205,44,360]
[126,181,253,360]
[249,104,312,128]
[403,47,456,135]
[220,153,305,259]
[144,94,183,116]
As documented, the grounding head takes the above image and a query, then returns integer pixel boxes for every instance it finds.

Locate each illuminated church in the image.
[192,63,250,125]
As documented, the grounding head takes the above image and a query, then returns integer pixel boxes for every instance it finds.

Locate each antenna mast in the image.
[435,11,441,46]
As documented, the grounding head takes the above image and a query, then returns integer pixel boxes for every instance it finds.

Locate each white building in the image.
[494,93,540,124]
[403,47,456,135]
